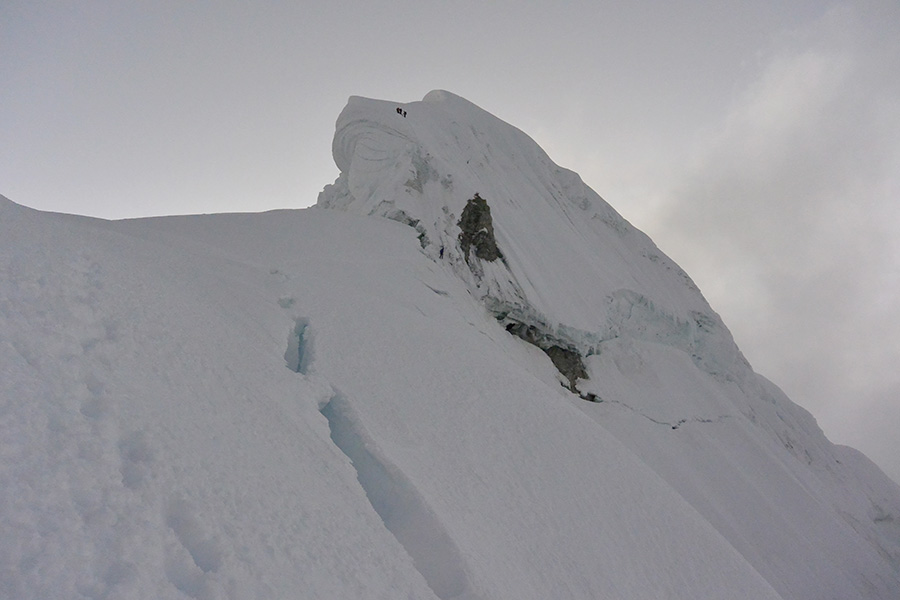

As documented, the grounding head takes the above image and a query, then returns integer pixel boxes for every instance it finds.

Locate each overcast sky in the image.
[3,1,899,484]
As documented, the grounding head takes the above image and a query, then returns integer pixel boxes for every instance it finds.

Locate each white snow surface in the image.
[2,90,900,599]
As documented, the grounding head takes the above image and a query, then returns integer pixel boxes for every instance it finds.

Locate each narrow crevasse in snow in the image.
[280,297,477,598]
[283,317,312,374]
[319,393,480,600]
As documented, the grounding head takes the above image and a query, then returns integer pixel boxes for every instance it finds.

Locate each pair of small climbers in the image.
[396,107,407,118]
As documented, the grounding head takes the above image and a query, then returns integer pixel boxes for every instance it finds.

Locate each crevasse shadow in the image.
[320,393,478,600]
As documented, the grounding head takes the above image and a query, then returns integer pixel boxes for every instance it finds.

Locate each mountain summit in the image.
[2,91,899,599]
[318,89,742,381]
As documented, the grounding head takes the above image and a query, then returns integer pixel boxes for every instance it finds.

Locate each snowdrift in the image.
[2,90,899,599]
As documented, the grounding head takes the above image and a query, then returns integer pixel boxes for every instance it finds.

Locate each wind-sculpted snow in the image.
[331,97,423,211]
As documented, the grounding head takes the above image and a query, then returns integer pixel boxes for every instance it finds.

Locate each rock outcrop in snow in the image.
[457,193,502,263]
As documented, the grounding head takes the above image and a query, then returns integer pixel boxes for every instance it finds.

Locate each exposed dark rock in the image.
[504,321,588,393]
[504,322,543,345]
[544,346,588,393]
[458,193,502,263]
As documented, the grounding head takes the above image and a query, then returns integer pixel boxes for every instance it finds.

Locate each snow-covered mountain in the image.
[2,90,899,600]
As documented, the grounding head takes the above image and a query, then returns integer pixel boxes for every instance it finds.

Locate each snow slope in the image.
[2,90,899,599]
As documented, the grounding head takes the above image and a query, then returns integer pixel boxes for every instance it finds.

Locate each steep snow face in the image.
[317,92,900,599]
[318,90,745,383]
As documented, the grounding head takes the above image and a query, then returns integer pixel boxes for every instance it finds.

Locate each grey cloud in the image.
[649,4,900,482]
